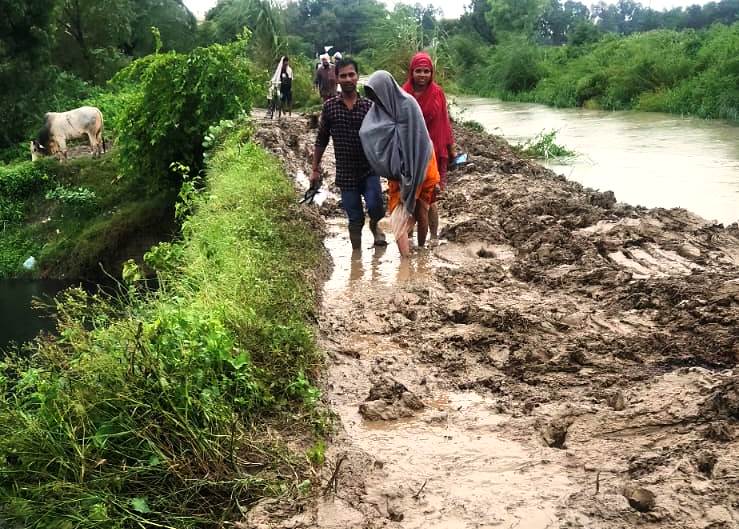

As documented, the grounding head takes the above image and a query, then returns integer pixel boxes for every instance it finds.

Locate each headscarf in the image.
[271,56,293,84]
[402,52,454,164]
[359,70,433,216]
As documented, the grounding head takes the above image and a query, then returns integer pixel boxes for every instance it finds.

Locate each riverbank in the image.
[460,23,739,123]
[0,152,176,280]
[450,95,739,226]
[247,115,739,528]
[0,125,328,528]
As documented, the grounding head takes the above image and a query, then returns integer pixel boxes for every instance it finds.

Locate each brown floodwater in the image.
[453,96,739,226]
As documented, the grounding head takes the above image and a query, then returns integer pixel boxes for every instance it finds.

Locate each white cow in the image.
[31,106,105,161]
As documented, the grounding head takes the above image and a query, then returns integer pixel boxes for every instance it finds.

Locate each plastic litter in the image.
[22,256,37,270]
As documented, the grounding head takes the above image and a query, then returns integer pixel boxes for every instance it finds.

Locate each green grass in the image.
[0,125,327,528]
[0,152,175,279]
[515,129,576,161]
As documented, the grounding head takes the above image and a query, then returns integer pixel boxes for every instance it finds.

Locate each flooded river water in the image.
[453,96,739,226]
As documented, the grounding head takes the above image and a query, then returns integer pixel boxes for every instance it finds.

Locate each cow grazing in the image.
[31,106,105,162]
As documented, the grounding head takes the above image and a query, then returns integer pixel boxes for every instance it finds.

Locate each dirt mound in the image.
[358,376,425,420]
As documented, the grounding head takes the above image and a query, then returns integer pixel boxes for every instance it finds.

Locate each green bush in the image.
[517,129,575,160]
[466,22,739,121]
[45,185,99,218]
[0,160,52,199]
[289,56,322,109]
[494,38,543,93]
[114,40,259,190]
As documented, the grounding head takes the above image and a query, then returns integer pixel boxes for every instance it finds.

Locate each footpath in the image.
[246,114,739,529]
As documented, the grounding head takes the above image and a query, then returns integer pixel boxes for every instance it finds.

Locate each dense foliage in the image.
[113,39,258,189]
[0,0,198,156]
[461,22,739,120]
[0,127,325,528]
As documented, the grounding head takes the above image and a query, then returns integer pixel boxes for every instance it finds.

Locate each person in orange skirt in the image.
[359,70,440,257]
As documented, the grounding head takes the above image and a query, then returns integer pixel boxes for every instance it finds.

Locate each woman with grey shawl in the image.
[359,70,441,257]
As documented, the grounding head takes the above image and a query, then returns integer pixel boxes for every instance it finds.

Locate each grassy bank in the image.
[0,125,326,528]
[0,154,175,280]
[462,23,739,121]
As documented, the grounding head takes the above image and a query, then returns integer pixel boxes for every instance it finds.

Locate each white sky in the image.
[183,0,713,21]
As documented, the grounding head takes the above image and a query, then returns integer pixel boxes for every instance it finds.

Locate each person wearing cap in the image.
[402,52,455,241]
[314,53,337,101]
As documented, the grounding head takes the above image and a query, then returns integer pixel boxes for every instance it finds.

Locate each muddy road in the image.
[249,115,739,529]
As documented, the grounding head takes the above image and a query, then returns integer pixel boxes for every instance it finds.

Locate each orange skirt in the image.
[387,152,440,213]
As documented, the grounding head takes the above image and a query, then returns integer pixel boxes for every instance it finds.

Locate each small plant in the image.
[306,440,326,466]
[517,129,575,161]
[462,120,485,133]
[45,185,99,217]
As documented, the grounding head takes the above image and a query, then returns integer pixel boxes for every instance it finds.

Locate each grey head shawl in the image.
[359,70,433,216]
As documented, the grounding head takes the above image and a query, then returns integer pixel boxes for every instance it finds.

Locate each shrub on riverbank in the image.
[0,124,325,527]
[464,22,739,121]
[114,39,258,191]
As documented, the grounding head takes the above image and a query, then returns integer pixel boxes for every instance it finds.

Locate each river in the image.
[453,96,739,226]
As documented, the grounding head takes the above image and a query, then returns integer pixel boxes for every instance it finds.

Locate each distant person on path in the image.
[273,55,293,116]
[402,51,455,240]
[315,53,337,101]
[360,70,440,257]
[312,58,386,250]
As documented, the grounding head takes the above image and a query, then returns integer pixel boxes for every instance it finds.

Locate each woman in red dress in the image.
[402,52,455,240]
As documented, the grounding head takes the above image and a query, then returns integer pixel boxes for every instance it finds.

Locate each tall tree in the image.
[53,0,197,83]
[538,0,590,44]
[485,0,547,40]
[460,0,495,42]
[54,0,133,82]
[0,0,60,150]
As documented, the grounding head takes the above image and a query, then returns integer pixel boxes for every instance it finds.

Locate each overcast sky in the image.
[183,0,713,21]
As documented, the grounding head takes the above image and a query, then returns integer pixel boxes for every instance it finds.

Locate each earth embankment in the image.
[248,114,739,529]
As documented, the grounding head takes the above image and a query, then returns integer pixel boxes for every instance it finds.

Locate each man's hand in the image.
[310,168,321,183]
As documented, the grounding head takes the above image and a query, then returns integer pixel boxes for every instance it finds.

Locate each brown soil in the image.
[246,113,739,529]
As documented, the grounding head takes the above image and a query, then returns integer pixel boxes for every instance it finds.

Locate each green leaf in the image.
[130,497,151,514]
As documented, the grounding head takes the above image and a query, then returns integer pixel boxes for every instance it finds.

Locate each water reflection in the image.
[454,96,739,225]
[0,279,70,349]
[324,219,435,296]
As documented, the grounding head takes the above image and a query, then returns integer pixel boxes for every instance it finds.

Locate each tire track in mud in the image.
[248,115,739,529]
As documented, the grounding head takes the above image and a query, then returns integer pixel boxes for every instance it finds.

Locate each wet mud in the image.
[248,114,739,528]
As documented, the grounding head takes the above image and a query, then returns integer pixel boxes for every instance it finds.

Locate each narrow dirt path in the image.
[247,114,739,529]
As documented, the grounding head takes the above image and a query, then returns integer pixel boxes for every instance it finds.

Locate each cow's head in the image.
[30,140,48,161]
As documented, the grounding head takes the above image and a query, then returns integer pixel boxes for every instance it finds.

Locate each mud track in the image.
[247,114,739,529]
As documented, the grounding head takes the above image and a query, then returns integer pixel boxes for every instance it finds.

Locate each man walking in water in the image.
[312,58,386,250]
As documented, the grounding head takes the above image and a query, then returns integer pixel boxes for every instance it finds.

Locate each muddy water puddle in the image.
[320,225,577,528]
[332,391,572,528]
[323,219,443,295]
